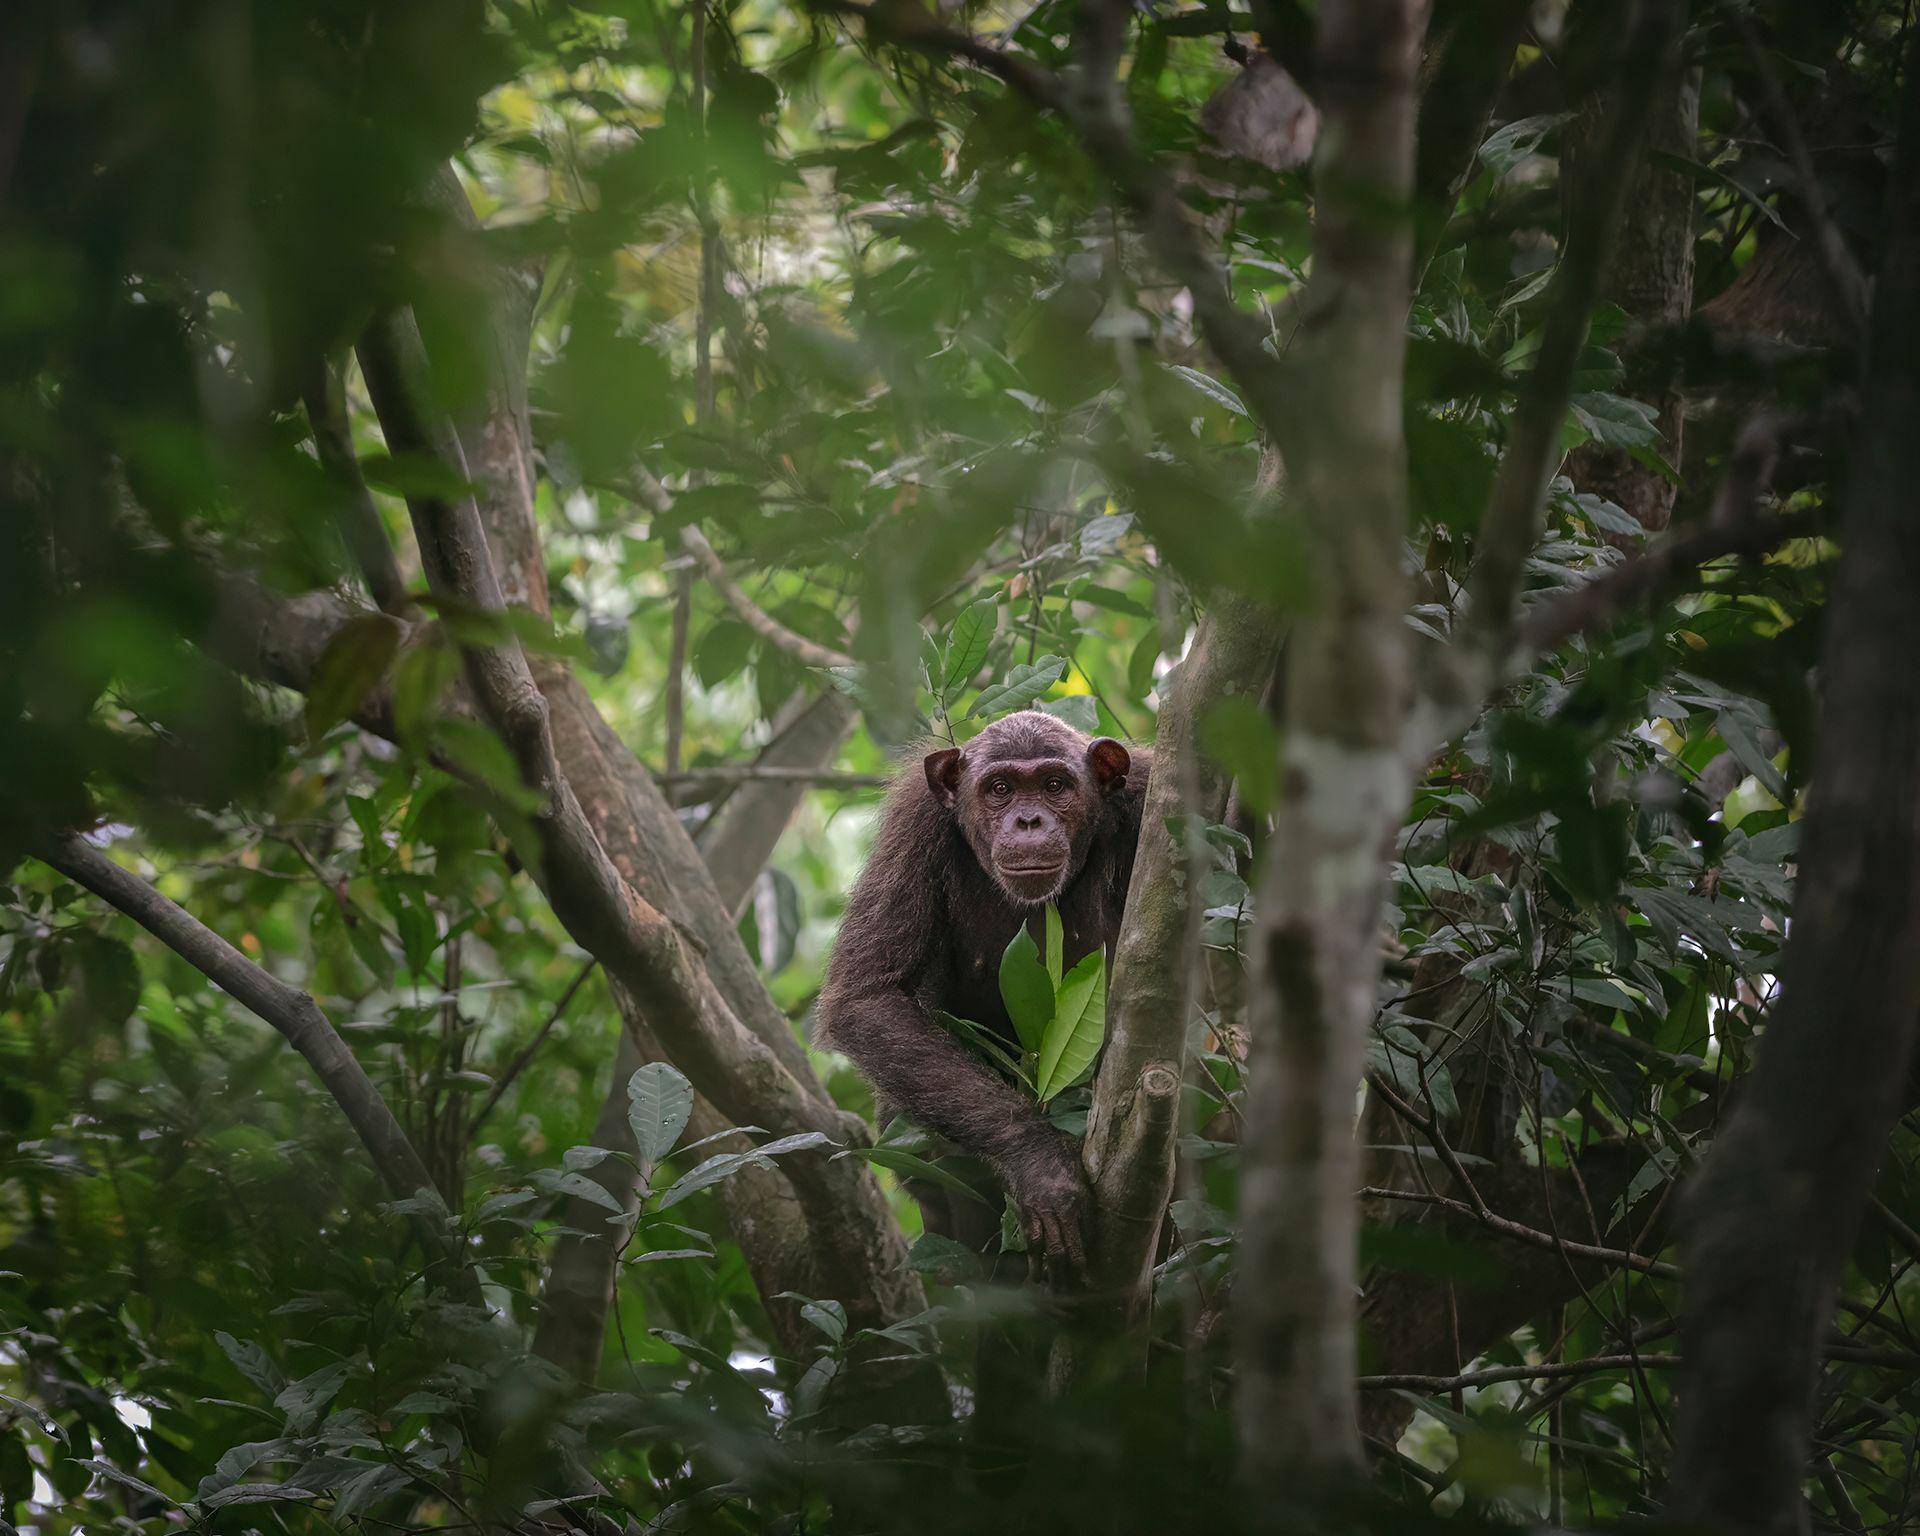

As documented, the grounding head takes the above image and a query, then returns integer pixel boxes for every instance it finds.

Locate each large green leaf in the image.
[941,600,998,694]
[833,1146,990,1204]
[627,1061,695,1177]
[1034,950,1107,1102]
[1043,904,1063,989]
[998,923,1053,1053]
[966,655,1066,720]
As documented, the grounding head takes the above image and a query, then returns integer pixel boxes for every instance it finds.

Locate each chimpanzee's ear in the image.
[1087,737,1131,792]
[924,747,964,808]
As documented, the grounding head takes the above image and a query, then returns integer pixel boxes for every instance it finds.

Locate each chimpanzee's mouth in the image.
[997,860,1065,876]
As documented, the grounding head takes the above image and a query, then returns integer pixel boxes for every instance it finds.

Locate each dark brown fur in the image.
[818,710,1150,1276]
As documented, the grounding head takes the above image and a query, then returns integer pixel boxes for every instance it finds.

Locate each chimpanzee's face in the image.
[923,715,1131,907]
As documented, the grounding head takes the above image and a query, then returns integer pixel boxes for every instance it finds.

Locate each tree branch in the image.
[353,304,923,1346]
[1518,505,1819,659]
[1359,1354,1682,1393]
[677,524,856,672]
[812,0,1305,455]
[31,832,474,1295]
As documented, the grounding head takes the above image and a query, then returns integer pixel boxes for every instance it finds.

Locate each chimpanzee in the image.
[818,709,1149,1279]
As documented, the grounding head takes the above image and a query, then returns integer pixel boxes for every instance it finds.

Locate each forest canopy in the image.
[3,1,1918,1532]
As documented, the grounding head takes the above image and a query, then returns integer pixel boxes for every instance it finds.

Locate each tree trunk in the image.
[1076,582,1285,1338]
[1669,42,1920,1535]
[1234,0,1423,1489]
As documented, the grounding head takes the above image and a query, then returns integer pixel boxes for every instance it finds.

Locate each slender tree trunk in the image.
[1234,0,1423,1488]
[1670,43,1920,1535]
[1075,579,1285,1339]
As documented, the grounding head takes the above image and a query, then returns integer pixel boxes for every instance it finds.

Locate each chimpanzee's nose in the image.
[1014,810,1043,830]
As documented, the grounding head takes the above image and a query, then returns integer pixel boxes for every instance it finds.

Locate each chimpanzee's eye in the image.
[1045,776,1066,794]
[987,779,1012,799]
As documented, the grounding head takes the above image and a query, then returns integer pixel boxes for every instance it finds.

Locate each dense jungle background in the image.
[4,0,1920,1530]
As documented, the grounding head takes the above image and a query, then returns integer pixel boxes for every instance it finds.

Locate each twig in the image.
[1360,1186,1682,1278]
[468,958,600,1140]
[1358,1354,1682,1392]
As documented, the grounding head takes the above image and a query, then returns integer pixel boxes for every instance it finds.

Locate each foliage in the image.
[1,0,1912,1531]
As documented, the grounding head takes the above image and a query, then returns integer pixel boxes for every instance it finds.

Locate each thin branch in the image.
[1360,1186,1682,1279]
[1519,506,1821,658]
[303,357,410,614]
[660,764,887,790]
[677,523,856,671]
[468,958,599,1140]
[1359,1354,1682,1393]
[1463,0,1687,650]
[31,832,475,1294]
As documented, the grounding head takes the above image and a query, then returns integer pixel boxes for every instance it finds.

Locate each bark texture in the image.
[1234,0,1423,1485]
[1670,44,1920,1534]
[1079,588,1284,1326]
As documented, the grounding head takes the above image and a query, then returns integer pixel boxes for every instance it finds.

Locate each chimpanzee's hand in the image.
[1005,1127,1091,1288]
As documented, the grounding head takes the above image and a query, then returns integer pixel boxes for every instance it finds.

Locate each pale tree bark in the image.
[1233,0,1424,1486]
[1671,39,1920,1534]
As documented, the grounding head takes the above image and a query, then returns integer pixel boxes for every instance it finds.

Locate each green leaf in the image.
[305,615,403,742]
[1715,709,1789,804]
[626,1061,695,1176]
[71,932,141,1027]
[935,1010,1035,1088]
[998,924,1053,1053]
[1034,950,1107,1102]
[654,1131,831,1209]
[274,1362,351,1434]
[966,655,1067,720]
[799,1298,847,1342]
[905,1231,986,1284]
[834,1146,990,1204]
[201,1483,320,1510]
[1038,694,1098,734]
[1478,112,1566,176]
[215,1333,285,1396]
[77,1459,172,1505]
[1164,364,1247,417]
[1570,391,1661,450]
[941,600,997,694]
[1043,905,1064,988]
